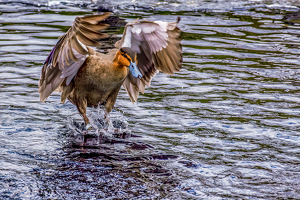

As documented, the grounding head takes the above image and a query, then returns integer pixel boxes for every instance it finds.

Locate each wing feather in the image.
[39,13,110,102]
[70,35,88,55]
[120,18,182,102]
[67,41,78,62]
[76,29,101,47]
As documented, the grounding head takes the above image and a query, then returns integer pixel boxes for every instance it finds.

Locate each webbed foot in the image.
[83,124,93,134]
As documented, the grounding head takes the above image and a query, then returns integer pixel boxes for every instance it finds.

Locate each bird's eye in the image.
[121,52,131,62]
[121,51,126,57]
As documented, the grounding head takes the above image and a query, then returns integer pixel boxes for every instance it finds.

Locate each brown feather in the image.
[67,41,78,62]
[82,23,109,31]
[76,30,101,47]
[78,25,108,41]
[39,13,110,103]
[81,13,111,24]
[61,81,74,104]
[70,35,88,55]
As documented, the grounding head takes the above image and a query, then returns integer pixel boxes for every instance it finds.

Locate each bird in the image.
[38,13,182,130]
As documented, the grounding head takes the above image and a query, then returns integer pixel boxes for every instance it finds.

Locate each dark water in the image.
[1,0,300,199]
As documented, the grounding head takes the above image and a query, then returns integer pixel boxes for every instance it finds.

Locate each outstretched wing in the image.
[39,13,110,103]
[118,18,182,103]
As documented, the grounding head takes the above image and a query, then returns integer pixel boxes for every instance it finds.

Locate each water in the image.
[1,0,300,199]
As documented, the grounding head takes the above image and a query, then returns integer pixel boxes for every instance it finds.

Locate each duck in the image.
[39,13,182,130]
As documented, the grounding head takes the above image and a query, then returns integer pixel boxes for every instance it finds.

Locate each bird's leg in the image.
[76,99,92,131]
[104,110,110,127]
[103,86,120,130]
[83,114,92,131]
[104,103,113,130]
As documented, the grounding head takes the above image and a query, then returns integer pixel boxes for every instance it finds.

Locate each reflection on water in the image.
[1,0,300,199]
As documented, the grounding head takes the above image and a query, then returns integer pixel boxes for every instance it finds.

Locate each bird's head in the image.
[116,47,142,79]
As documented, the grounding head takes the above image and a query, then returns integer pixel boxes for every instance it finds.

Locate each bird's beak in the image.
[129,62,142,79]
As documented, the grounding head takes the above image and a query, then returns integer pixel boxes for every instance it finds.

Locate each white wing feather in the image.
[120,19,182,103]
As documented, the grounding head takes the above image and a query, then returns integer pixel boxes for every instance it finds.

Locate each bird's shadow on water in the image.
[35,112,180,199]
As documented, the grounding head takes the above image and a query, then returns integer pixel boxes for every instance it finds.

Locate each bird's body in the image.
[67,48,128,124]
[39,13,182,128]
